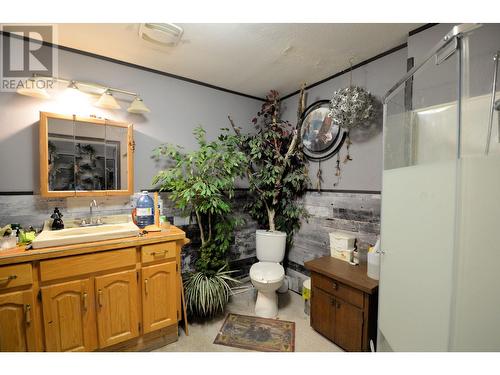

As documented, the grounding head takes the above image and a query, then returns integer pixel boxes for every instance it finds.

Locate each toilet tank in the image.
[256,230,287,262]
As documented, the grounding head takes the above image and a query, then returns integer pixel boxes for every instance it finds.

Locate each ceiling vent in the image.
[138,23,183,47]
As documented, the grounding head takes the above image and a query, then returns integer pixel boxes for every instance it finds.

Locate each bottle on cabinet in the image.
[135,191,155,228]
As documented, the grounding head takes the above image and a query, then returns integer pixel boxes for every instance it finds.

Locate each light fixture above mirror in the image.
[96,89,121,110]
[16,74,151,114]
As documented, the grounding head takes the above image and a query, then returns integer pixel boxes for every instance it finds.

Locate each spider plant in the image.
[184,266,238,317]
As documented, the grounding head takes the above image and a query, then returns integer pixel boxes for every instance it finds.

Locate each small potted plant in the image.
[228,87,309,258]
[152,126,246,318]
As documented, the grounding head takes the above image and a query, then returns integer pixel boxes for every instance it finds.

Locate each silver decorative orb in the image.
[328,86,376,130]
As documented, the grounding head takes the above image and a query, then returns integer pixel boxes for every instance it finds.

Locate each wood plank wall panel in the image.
[286,192,381,293]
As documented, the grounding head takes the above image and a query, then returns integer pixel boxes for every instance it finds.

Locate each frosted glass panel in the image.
[451,156,500,350]
[380,162,456,351]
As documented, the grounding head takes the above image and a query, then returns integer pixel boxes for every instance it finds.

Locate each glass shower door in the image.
[378,47,460,351]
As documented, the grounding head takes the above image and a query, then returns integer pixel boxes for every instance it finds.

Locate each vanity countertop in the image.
[0,225,189,266]
[305,255,378,294]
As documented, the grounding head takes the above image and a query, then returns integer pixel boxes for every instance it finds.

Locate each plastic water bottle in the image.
[136,191,155,228]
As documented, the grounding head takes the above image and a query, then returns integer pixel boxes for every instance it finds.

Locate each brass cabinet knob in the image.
[150,250,167,257]
[82,292,88,311]
[98,289,103,307]
[0,275,17,283]
[24,304,31,325]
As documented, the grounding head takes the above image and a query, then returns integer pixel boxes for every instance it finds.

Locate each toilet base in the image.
[255,290,278,318]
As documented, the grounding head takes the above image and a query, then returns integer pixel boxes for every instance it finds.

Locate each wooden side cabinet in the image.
[305,256,378,352]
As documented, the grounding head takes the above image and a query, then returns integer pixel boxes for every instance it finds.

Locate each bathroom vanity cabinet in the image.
[305,256,378,352]
[0,227,188,352]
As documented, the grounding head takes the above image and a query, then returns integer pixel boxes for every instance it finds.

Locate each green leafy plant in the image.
[152,126,246,317]
[228,87,310,244]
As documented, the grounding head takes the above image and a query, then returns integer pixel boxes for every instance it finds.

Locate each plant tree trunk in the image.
[208,213,212,242]
[267,208,276,232]
[194,209,206,246]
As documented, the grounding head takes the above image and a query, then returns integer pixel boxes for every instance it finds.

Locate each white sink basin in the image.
[32,222,141,249]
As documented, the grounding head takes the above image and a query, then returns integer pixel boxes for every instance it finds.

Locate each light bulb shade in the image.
[16,78,51,99]
[16,86,50,99]
[96,90,121,109]
[127,97,150,113]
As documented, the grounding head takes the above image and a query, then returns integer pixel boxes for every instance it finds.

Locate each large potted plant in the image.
[228,87,309,260]
[152,126,246,317]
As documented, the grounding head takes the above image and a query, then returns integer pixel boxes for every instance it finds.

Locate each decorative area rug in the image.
[214,313,295,352]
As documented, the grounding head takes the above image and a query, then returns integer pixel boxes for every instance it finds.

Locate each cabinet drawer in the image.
[40,248,136,282]
[0,263,32,290]
[141,242,176,264]
[312,272,364,309]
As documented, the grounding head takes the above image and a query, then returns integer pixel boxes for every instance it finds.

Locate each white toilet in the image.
[250,230,287,318]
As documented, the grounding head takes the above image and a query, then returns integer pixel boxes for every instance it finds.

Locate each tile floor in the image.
[154,284,343,352]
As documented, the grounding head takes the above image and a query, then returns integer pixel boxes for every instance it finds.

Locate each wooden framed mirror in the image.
[39,112,134,197]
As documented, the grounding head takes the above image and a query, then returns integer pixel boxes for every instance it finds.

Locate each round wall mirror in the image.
[300,100,346,161]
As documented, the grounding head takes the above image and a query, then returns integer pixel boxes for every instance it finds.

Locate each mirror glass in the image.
[44,114,132,195]
[48,118,75,191]
[300,100,346,161]
[74,121,107,191]
[106,125,129,191]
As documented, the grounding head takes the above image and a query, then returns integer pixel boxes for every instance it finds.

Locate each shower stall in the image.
[378,23,500,351]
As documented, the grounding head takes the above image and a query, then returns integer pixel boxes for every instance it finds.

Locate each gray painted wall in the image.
[280,47,408,191]
[0,35,261,193]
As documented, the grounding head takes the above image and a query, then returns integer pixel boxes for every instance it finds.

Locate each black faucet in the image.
[50,208,65,230]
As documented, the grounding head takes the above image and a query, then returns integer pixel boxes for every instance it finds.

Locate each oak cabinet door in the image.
[0,290,36,351]
[41,279,97,352]
[334,299,364,351]
[95,269,139,348]
[142,262,177,333]
[310,287,335,341]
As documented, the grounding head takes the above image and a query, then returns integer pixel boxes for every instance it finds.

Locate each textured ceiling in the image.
[49,23,422,98]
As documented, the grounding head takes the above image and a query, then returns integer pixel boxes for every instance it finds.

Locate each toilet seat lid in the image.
[250,262,284,283]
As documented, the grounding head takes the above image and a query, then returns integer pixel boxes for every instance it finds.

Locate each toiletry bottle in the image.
[10,224,20,244]
[51,208,65,230]
[10,227,18,244]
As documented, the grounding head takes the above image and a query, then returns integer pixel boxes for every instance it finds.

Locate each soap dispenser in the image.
[51,208,65,230]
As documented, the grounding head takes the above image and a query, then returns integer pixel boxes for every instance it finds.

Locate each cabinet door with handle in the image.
[95,269,138,348]
[334,298,364,351]
[41,278,97,352]
[0,290,36,351]
[310,286,335,341]
[142,261,177,333]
